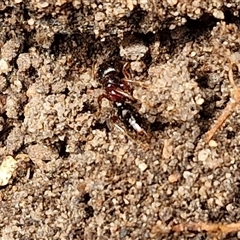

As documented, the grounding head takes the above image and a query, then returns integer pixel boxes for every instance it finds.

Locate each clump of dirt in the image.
[1,1,240,239]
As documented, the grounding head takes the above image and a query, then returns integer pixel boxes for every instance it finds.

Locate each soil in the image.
[0,1,240,240]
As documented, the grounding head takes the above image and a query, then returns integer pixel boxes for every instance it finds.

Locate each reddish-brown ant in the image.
[97,62,148,137]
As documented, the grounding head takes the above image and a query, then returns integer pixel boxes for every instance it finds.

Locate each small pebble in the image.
[138,162,148,172]
[0,59,10,74]
[0,156,18,186]
[213,9,224,19]
[95,12,105,21]
[198,149,211,161]
[168,174,180,183]
[209,140,218,147]
[196,97,204,105]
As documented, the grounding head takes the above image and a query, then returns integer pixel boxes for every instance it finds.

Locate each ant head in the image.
[98,60,123,86]
[98,67,118,87]
[98,58,123,76]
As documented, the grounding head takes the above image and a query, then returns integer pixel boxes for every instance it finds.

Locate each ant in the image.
[97,61,148,137]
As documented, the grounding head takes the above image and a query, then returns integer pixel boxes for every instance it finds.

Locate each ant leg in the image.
[122,62,149,89]
[91,63,95,78]
[90,62,98,84]
[96,93,110,118]
[205,61,240,143]
[107,115,136,141]
[111,115,150,146]
[110,116,126,134]
[121,62,133,92]
[122,62,131,80]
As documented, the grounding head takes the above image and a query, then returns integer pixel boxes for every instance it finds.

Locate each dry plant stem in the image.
[205,62,240,143]
[172,221,240,234]
[205,99,238,143]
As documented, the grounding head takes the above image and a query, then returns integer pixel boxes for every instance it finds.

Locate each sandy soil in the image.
[0,1,240,239]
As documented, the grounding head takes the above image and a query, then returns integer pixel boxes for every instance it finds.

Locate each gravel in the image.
[0,1,240,240]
